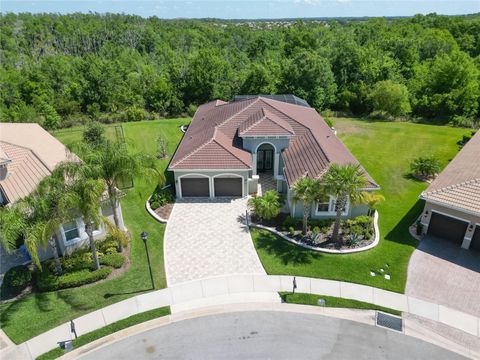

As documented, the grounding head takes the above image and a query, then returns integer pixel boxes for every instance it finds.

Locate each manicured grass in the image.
[0,119,189,344]
[252,118,471,293]
[37,306,171,360]
[279,292,401,316]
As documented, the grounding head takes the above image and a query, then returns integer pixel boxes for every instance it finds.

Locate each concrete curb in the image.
[4,274,479,359]
[145,195,168,223]
[251,210,380,254]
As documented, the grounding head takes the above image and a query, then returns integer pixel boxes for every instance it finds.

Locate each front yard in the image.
[0,118,189,343]
[252,118,471,293]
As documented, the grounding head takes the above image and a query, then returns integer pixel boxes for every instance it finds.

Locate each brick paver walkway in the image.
[164,197,266,285]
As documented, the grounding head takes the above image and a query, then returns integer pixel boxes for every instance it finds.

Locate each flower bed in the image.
[147,185,175,222]
[252,213,378,253]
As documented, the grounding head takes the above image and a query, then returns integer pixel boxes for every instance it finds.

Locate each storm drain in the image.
[376,312,403,332]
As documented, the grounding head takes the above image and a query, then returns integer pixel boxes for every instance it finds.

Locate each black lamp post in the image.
[141,231,155,289]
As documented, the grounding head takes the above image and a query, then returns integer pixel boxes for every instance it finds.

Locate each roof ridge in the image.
[212,129,251,168]
[240,107,267,134]
[261,108,295,134]
[424,178,480,196]
[0,140,54,172]
[169,135,216,168]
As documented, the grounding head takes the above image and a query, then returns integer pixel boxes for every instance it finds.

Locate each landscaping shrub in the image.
[289,227,295,237]
[410,156,441,179]
[282,216,301,230]
[344,216,373,239]
[98,237,121,254]
[36,267,112,292]
[150,186,175,208]
[1,265,32,298]
[83,121,105,147]
[99,253,124,268]
[248,190,282,222]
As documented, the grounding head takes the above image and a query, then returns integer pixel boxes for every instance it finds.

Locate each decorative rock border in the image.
[145,184,173,223]
[251,210,380,254]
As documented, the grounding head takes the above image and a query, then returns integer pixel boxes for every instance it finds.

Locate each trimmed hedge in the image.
[36,267,112,292]
[99,253,124,269]
[1,265,32,299]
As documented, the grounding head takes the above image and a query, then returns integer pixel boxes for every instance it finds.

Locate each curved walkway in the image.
[4,274,479,360]
[164,198,265,285]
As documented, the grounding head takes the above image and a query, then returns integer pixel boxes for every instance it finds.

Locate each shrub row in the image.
[0,265,32,299]
[36,267,112,292]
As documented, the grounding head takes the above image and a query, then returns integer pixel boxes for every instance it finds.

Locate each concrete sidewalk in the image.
[2,274,480,360]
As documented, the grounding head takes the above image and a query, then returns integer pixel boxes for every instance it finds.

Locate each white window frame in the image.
[61,217,103,246]
[315,196,349,216]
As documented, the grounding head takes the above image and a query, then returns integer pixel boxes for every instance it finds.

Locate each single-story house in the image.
[169,95,379,220]
[0,123,125,260]
[419,130,480,251]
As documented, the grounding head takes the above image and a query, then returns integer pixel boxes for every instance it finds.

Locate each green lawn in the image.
[279,292,401,316]
[0,119,189,344]
[37,306,171,360]
[252,118,471,293]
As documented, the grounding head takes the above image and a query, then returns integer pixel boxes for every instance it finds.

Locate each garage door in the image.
[471,226,480,251]
[427,212,468,245]
[180,178,209,197]
[214,177,242,197]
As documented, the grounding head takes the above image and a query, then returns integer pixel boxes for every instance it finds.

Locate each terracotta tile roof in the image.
[421,131,480,215]
[239,108,294,137]
[0,123,76,204]
[169,97,378,189]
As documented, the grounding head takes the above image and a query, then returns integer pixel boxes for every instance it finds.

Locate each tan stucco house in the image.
[0,123,125,260]
[169,95,379,220]
[419,130,480,251]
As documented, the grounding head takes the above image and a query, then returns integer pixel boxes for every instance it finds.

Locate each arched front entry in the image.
[255,143,276,174]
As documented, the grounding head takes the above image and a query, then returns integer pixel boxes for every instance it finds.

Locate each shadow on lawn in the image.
[384,199,423,247]
[254,229,322,266]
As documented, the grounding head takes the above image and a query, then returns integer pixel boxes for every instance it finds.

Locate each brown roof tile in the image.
[239,108,294,137]
[422,131,480,214]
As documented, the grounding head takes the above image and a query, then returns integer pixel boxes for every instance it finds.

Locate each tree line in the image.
[0,12,479,129]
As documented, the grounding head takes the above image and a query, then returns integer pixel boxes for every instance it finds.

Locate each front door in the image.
[257,150,273,172]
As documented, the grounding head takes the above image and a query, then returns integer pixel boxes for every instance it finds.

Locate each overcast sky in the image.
[2,0,479,19]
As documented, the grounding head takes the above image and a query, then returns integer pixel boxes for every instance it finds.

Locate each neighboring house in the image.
[0,123,125,260]
[169,95,379,220]
[419,131,480,251]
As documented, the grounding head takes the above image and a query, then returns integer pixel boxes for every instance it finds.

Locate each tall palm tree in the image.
[292,176,323,235]
[70,140,162,251]
[64,177,106,270]
[322,164,368,244]
[0,175,68,273]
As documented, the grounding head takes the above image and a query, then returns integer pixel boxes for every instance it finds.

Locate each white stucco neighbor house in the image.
[0,123,125,261]
[168,95,379,220]
[419,130,480,251]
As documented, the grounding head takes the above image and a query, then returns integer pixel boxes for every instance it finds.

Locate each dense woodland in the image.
[1,13,479,129]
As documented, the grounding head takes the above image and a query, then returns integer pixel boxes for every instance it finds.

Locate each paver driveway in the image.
[406,235,480,317]
[164,197,265,285]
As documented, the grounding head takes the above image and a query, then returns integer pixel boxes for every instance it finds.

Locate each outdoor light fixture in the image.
[140,231,155,289]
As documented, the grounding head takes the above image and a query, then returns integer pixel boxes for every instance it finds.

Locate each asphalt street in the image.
[80,311,466,360]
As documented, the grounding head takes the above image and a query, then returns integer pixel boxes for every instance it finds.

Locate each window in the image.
[63,221,79,242]
[317,196,330,212]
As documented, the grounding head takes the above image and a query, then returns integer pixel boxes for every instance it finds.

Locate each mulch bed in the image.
[154,203,174,220]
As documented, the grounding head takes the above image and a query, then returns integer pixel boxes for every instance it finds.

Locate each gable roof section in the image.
[169,96,378,189]
[421,131,480,215]
[0,123,76,204]
[238,108,294,137]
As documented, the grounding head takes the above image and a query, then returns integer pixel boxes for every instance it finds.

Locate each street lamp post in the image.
[141,231,155,289]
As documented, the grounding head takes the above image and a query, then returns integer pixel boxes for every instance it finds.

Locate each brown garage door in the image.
[180,178,209,197]
[214,177,242,197]
[471,226,480,251]
[427,212,468,245]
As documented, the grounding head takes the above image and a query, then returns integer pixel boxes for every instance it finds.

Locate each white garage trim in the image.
[212,173,245,198]
[178,173,211,199]
[428,210,470,224]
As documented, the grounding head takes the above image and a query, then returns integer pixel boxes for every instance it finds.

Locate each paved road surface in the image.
[80,311,465,360]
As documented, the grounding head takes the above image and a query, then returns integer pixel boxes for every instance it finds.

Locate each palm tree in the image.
[64,177,106,270]
[248,190,282,222]
[0,175,68,273]
[363,192,385,216]
[292,176,323,235]
[322,164,368,244]
[70,140,162,251]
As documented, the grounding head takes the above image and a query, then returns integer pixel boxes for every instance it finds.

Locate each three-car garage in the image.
[178,174,244,198]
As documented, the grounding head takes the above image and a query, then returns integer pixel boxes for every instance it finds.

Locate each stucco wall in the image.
[290,199,368,220]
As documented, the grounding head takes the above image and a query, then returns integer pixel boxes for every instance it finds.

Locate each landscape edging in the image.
[251,210,380,254]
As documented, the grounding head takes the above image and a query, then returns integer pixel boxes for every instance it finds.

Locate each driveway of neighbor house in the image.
[164,198,266,285]
[406,235,480,317]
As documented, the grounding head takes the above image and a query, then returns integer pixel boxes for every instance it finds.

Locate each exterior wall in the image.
[421,201,480,249]
[173,170,250,199]
[290,197,367,220]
